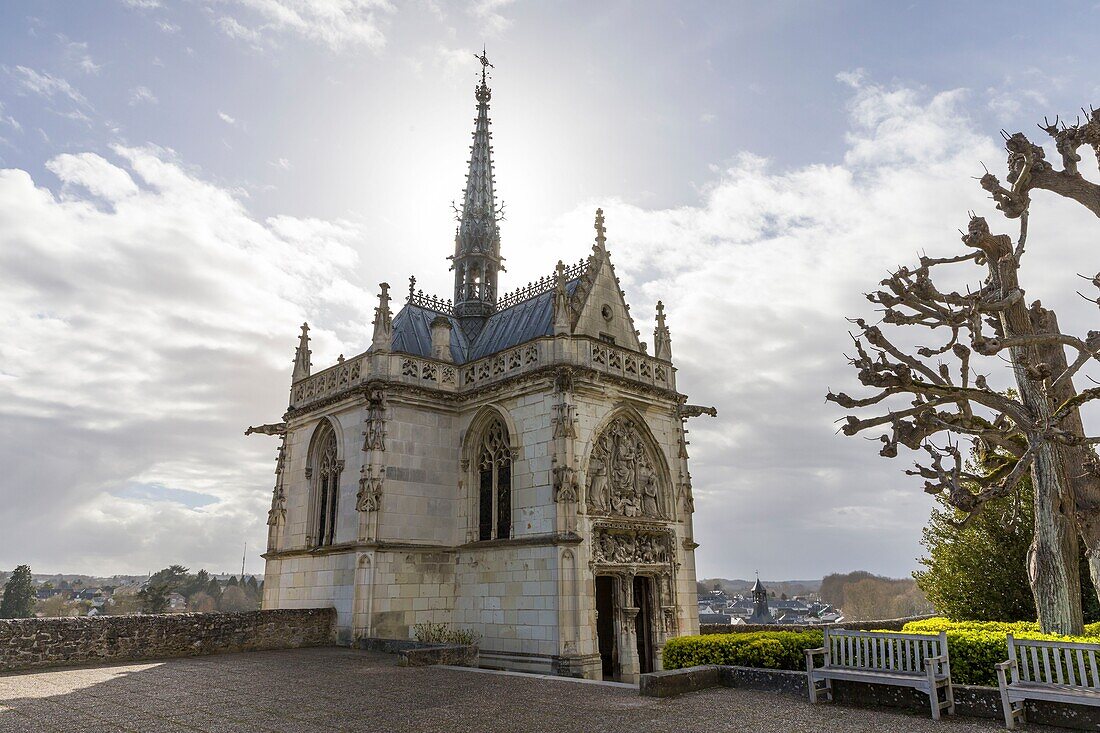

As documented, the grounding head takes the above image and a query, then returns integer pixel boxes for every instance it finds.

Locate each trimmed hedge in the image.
[663,630,823,672]
[663,618,1100,687]
[899,618,1100,686]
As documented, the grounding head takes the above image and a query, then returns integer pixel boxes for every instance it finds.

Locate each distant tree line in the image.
[0,563,263,618]
[819,571,932,621]
[126,565,263,615]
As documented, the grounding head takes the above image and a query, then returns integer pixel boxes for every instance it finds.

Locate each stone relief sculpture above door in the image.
[586,414,667,519]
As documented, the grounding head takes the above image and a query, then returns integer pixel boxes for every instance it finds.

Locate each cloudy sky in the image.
[1,1,1099,580]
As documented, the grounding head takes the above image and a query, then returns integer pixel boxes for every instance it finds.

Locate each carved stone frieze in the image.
[591,525,674,566]
[586,416,666,519]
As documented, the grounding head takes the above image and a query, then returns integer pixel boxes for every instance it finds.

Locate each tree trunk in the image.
[1032,307,1100,611]
[991,245,1084,634]
[1028,439,1085,634]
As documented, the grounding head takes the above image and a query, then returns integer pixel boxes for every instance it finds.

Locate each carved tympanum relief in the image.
[591,526,673,565]
[586,416,665,518]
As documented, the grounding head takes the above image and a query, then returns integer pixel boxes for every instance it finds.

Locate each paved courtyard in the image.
[0,648,1057,733]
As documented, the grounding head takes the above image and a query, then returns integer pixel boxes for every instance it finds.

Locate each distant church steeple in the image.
[450,47,504,339]
[748,573,773,624]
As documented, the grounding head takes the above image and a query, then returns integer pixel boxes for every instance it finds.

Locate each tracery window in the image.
[311,420,341,547]
[478,418,512,541]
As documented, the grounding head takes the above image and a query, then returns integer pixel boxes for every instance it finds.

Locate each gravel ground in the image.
[0,647,1060,732]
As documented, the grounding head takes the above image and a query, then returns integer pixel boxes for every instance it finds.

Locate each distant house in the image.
[166,593,187,612]
[699,612,733,625]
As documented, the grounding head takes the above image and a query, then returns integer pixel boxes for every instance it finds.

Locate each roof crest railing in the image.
[407,289,454,314]
[495,257,588,310]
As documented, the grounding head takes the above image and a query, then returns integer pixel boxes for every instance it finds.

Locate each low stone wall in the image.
[0,608,335,673]
[699,614,935,635]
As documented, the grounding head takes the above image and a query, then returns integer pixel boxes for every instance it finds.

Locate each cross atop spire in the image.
[475,45,493,85]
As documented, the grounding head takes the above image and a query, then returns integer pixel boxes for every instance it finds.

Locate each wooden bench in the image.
[805,629,954,719]
[996,633,1100,729]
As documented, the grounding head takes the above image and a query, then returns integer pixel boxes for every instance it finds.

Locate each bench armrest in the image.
[804,646,828,672]
[925,654,949,675]
[995,660,1015,672]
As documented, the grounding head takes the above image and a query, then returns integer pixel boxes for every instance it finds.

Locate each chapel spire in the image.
[451,47,503,338]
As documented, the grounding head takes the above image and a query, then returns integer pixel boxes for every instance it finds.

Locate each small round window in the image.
[601,304,613,322]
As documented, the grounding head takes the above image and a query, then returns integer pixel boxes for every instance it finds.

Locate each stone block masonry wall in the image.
[0,608,334,673]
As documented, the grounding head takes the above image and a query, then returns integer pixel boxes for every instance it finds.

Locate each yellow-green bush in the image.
[898,618,1100,686]
[663,619,1100,687]
[662,630,823,671]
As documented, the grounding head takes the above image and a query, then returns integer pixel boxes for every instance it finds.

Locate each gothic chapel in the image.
[256,54,715,682]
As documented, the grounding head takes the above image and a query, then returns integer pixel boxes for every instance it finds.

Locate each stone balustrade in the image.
[288,336,677,412]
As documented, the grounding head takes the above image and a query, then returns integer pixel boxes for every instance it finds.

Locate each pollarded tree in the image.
[828,105,1100,635]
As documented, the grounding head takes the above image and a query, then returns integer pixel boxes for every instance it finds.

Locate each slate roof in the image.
[387,279,580,365]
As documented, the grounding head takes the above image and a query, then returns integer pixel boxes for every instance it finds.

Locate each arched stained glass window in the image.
[478,418,511,541]
[311,420,341,547]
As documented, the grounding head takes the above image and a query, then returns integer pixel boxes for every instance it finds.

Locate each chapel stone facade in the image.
[257,56,714,682]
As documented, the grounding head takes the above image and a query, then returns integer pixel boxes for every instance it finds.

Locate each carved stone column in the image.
[357,388,387,541]
[551,369,579,533]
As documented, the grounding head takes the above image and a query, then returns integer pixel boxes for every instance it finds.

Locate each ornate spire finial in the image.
[594,208,607,252]
[292,322,311,383]
[654,300,672,362]
[552,260,571,336]
[408,275,416,300]
[372,282,393,353]
[475,45,493,85]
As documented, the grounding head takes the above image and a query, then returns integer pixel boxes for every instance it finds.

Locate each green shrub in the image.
[664,619,1100,688]
[663,630,823,671]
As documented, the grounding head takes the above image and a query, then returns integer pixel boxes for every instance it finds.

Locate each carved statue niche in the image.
[586,415,666,519]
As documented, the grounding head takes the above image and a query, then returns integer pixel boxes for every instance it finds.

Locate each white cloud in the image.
[209,0,395,52]
[270,157,291,170]
[469,0,514,34]
[0,102,21,132]
[13,66,89,106]
[218,111,237,125]
[120,0,162,7]
[435,45,473,78]
[59,37,103,75]
[128,85,158,106]
[531,78,1099,579]
[157,20,181,33]
[699,112,716,124]
[0,145,366,573]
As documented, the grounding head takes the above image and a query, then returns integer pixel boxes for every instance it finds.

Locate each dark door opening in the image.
[595,576,617,680]
[633,575,655,674]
